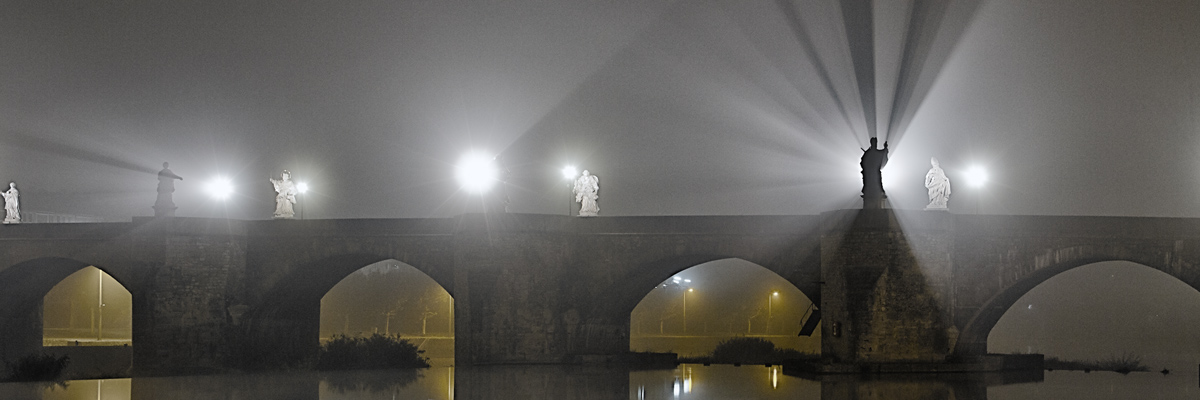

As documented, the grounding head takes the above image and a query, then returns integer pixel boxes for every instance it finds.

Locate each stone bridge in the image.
[0,210,1198,373]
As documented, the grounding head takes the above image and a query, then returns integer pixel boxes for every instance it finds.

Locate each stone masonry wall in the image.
[135,231,245,374]
[820,210,955,364]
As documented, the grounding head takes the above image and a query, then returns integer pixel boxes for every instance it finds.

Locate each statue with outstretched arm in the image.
[154,162,183,217]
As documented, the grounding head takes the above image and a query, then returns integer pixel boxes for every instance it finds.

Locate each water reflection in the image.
[633,365,818,399]
[2,364,1198,399]
[813,370,1042,400]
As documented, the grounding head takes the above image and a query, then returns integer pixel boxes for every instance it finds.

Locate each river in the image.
[1,363,1197,399]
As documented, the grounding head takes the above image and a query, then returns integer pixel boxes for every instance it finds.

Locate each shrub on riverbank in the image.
[317,334,429,370]
[678,337,814,365]
[4,353,70,382]
[1045,353,1149,374]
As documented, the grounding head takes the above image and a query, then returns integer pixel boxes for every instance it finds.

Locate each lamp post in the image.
[97,268,104,341]
[296,182,309,219]
[561,166,578,216]
[682,288,694,335]
[767,291,778,335]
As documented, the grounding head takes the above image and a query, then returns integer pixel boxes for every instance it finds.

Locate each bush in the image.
[322,369,421,393]
[1097,353,1149,374]
[317,334,430,370]
[712,337,776,364]
[5,353,70,382]
[1043,353,1149,374]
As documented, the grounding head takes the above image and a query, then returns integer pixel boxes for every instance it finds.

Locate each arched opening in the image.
[987,261,1200,371]
[42,266,132,346]
[320,260,454,361]
[0,258,135,364]
[629,259,819,358]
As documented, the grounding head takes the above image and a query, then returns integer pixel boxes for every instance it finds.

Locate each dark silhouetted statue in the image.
[860,137,888,209]
[154,162,183,217]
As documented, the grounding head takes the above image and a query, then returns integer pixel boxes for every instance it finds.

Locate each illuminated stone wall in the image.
[3,212,1200,374]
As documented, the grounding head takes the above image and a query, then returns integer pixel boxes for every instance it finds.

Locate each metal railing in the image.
[18,211,114,223]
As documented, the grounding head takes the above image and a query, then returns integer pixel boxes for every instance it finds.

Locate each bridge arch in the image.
[605,255,819,322]
[627,257,820,356]
[0,257,138,361]
[241,253,454,368]
[572,252,819,357]
[954,245,1199,355]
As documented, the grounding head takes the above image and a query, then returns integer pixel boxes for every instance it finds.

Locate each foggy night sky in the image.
[5,0,1200,367]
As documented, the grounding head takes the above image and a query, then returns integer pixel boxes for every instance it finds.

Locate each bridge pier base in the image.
[817,209,959,370]
[131,219,248,375]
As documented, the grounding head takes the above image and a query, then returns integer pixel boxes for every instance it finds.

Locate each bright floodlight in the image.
[455,151,499,194]
[205,177,234,200]
[296,182,309,194]
[965,165,989,188]
[561,165,578,180]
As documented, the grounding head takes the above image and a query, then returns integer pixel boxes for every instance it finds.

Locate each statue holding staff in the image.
[860,137,888,208]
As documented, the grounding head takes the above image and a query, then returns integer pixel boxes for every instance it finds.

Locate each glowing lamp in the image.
[205,177,234,200]
[561,165,578,180]
[455,151,499,194]
[965,165,989,188]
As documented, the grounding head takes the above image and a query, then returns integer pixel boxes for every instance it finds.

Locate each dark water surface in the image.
[1,364,1197,399]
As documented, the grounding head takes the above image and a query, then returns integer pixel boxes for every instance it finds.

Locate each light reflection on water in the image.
[1,365,1198,399]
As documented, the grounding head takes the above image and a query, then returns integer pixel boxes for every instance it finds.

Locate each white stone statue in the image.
[269,170,297,219]
[572,170,599,217]
[2,182,19,224]
[924,157,951,210]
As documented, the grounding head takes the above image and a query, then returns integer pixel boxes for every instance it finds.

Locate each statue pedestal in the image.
[153,205,177,217]
[861,196,887,210]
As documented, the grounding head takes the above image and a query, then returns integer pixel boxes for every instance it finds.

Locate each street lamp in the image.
[965,165,988,188]
[205,176,234,200]
[97,268,104,341]
[767,291,779,335]
[965,165,988,213]
[561,165,578,215]
[296,182,309,219]
[455,151,499,194]
[686,287,696,333]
